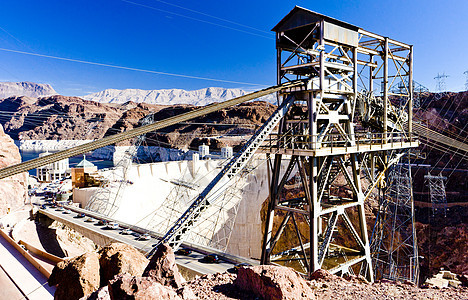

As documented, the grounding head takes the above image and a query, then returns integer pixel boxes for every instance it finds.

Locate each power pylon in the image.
[464,70,468,91]
[434,73,449,93]
[85,113,154,216]
[371,152,419,284]
[424,173,447,217]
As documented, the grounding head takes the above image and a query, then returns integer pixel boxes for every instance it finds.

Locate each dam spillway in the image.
[74,155,272,259]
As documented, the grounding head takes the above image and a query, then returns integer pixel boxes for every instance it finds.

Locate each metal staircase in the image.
[147,94,295,257]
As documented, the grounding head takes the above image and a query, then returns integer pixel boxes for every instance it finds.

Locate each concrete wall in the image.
[73,155,289,259]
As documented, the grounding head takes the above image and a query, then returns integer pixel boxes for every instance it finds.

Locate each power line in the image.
[121,0,274,40]
[149,0,272,35]
[0,47,268,87]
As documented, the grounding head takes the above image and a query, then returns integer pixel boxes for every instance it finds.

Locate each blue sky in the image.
[0,0,466,96]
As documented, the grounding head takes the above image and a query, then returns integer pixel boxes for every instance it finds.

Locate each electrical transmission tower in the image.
[85,114,154,216]
[434,73,449,93]
[464,70,468,91]
[389,80,428,109]
[424,173,447,217]
[371,152,419,284]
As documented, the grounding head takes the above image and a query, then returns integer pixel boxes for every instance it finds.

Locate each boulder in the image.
[176,286,197,300]
[98,243,149,286]
[235,265,315,300]
[49,252,101,300]
[458,274,468,287]
[142,243,185,289]
[108,273,181,300]
[309,269,336,281]
[81,286,110,300]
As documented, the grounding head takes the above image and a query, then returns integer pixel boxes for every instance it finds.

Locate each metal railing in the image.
[261,131,418,153]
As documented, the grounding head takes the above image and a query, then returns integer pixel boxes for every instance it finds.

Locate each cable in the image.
[120,0,274,40]
[0,48,268,87]
[150,0,272,35]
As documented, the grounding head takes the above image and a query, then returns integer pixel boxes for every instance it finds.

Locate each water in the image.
[20,150,115,176]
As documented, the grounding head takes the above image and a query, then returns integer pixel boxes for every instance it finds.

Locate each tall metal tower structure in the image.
[390,80,428,108]
[85,113,154,216]
[464,70,468,91]
[371,152,419,284]
[434,73,449,93]
[259,7,418,281]
[424,173,447,217]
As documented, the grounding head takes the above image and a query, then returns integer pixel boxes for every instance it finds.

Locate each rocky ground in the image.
[47,242,468,300]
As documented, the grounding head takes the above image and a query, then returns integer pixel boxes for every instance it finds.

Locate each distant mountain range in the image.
[82,86,276,106]
[0,82,276,106]
[0,82,57,99]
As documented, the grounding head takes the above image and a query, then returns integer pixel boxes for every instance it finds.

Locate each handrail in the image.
[260,131,417,152]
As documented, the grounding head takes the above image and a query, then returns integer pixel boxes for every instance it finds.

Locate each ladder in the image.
[147,94,296,257]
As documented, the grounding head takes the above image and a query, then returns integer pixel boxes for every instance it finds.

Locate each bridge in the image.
[0,6,467,284]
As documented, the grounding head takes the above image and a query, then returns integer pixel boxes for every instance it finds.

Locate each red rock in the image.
[235,265,315,300]
[458,274,468,287]
[49,252,101,300]
[81,286,110,300]
[98,243,149,286]
[310,269,337,281]
[108,273,181,300]
[0,124,27,216]
[176,286,197,300]
[142,243,185,289]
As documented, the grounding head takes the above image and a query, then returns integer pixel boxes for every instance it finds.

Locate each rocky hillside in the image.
[0,124,28,216]
[411,92,468,280]
[83,87,276,106]
[0,94,276,150]
[0,81,56,99]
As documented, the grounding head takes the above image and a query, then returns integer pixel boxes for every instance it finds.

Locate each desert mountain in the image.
[83,87,276,106]
[0,81,57,99]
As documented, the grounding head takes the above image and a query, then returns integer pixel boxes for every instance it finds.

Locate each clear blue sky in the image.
[0,0,466,96]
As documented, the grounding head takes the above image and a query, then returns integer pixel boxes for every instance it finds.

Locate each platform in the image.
[259,141,419,157]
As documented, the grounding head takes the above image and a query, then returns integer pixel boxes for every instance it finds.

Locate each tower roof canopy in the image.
[272,6,360,47]
[272,6,359,33]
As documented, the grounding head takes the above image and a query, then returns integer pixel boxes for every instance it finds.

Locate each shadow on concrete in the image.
[35,216,67,258]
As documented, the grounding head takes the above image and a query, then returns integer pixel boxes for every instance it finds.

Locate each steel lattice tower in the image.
[464,70,468,91]
[85,114,154,216]
[424,173,447,217]
[259,7,418,281]
[371,152,419,284]
[434,73,449,93]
